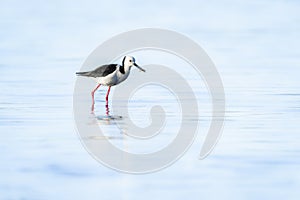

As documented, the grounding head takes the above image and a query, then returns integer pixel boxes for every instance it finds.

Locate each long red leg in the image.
[105,86,111,103]
[91,84,101,111]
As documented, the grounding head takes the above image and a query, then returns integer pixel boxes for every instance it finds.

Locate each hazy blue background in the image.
[1,0,300,199]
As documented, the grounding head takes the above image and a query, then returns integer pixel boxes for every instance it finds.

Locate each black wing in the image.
[76,64,117,77]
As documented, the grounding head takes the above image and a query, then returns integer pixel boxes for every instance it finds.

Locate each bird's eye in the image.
[129,60,132,62]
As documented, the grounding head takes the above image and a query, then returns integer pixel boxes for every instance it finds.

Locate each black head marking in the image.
[119,56,126,74]
[122,56,126,67]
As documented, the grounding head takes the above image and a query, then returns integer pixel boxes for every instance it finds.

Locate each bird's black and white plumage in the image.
[76,56,145,111]
[76,64,117,78]
[76,56,145,86]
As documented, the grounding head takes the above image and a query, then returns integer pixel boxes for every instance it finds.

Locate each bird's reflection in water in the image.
[94,102,123,125]
[86,102,126,141]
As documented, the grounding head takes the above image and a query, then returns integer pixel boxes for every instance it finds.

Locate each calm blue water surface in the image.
[1,1,300,199]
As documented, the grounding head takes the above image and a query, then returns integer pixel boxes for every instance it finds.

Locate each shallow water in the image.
[1,1,300,199]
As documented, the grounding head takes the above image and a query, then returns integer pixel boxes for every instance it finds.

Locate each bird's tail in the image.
[76,71,90,76]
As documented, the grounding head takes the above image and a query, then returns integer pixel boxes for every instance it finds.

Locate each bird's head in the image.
[122,56,146,72]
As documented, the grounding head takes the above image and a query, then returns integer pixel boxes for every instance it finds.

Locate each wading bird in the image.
[76,56,146,111]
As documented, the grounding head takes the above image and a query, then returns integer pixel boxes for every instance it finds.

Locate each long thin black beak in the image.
[134,63,146,72]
